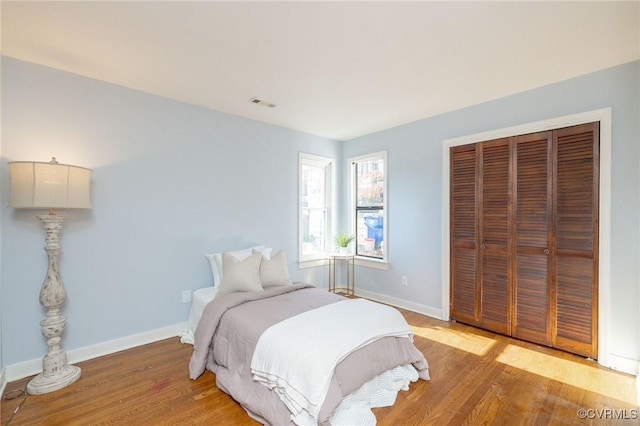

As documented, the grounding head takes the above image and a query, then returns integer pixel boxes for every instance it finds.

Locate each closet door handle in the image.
[543,248,550,255]
[481,244,486,249]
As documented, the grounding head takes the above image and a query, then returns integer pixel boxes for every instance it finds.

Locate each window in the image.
[351,151,387,260]
[299,153,334,262]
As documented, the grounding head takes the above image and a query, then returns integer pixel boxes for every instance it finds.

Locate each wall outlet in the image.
[402,276,408,287]
[182,290,192,304]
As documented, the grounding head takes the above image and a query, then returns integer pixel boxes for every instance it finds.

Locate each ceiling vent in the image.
[249,97,276,108]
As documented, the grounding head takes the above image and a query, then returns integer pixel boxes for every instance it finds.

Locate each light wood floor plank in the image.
[2,309,636,425]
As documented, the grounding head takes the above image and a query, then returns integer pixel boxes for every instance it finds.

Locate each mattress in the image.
[180,286,217,345]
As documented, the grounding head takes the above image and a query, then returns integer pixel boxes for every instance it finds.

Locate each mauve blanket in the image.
[189,284,429,425]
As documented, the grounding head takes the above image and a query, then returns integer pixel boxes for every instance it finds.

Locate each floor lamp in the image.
[8,157,92,395]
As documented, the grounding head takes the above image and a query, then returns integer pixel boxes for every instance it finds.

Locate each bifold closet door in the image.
[450,139,511,334]
[553,122,599,359]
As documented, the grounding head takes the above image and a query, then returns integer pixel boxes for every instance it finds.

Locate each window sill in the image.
[297,258,329,269]
[354,256,389,270]
[298,256,388,270]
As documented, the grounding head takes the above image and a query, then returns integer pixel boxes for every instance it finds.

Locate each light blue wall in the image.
[342,61,640,364]
[2,56,638,369]
[0,57,339,366]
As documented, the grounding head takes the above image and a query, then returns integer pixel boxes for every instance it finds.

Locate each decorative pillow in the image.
[255,249,292,288]
[217,252,263,296]
[205,245,272,286]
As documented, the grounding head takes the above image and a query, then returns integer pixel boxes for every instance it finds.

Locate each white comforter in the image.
[250,298,414,426]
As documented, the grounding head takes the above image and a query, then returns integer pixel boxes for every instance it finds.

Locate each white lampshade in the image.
[9,159,92,209]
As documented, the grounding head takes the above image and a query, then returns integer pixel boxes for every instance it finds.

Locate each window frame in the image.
[349,151,388,266]
[298,153,335,264]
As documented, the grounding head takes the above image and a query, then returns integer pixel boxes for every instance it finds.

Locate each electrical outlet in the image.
[182,290,192,304]
[402,276,408,287]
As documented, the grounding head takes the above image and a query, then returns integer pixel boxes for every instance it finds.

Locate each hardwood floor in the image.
[2,309,637,425]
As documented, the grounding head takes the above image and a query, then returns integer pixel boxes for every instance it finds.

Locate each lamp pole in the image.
[27,214,81,395]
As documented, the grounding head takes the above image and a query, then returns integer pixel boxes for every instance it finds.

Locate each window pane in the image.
[299,154,333,261]
[301,164,326,208]
[356,158,384,207]
[302,208,326,256]
[356,209,384,258]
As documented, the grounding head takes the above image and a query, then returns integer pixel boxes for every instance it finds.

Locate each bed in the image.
[185,247,430,425]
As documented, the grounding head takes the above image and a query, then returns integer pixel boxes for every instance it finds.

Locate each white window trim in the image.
[298,153,334,267]
[348,150,389,269]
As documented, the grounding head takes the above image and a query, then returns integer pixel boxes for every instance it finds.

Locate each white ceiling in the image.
[2,1,639,141]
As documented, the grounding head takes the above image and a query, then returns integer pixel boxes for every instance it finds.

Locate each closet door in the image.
[450,145,478,325]
[450,122,599,359]
[478,139,511,334]
[553,123,599,358]
[512,132,553,346]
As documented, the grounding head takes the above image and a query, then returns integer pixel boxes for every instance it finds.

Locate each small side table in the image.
[328,254,355,295]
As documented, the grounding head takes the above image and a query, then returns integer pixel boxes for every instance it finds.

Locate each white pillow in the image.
[255,249,292,288]
[205,245,272,286]
[217,252,263,296]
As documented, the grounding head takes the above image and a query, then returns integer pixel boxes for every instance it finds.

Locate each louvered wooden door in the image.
[512,131,553,346]
[478,139,511,334]
[450,122,599,359]
[450,144,478,325]
[553,123,599,358]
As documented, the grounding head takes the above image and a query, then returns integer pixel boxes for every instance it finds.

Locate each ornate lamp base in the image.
[27,214,82,395]
[27,364,81,395]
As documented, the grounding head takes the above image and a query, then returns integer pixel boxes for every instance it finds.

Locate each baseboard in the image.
[354,288,443,320]
[5,322,187,382]
[0,367,7,396]
[604,353,640,376]
[637,361,640,407]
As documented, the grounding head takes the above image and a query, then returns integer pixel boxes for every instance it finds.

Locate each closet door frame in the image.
[442,108,612,368]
